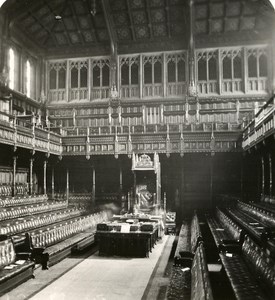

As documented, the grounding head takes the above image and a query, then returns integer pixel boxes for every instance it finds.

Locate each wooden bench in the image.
[191,243,213,300]
[168,243,213,300]
[174,213,202,267]
[207,208,243,253]
[220,235,275,300]
[226,204,275,258]
[35,212,108,268]
[0,236,34,296]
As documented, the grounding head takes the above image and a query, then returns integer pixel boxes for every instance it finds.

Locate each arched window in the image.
[26,60,31,98]
[259,54,267,77]
[49,69,57,89]
[144,61,152,84]
[131,62,139,85]
[71,66,78,88]
[168,60,176,83]
[208,57,217,80]
[198,58,207,81]
[233,55,242,78]
[59,68,66,89]
[154,61,162,83]
[223,56,232,79]
[102,64,109,87]
[8,48,15,90]
[93,65,100,87]
[178,59,185,82]
[121,64,129,85]
[248,55,257,77]
[80,66,87,87]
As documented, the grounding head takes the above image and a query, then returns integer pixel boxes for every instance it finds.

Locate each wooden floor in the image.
[0,235,174,300]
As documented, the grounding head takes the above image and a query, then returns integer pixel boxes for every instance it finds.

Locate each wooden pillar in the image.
[51,166,55,200]
[29,158,34,195]
[92,166,96,207]
[179,157,184,216]
[119,164,123,193]
[12,156,17,197]
[210,154,214,208]
[261,156,265,198]
[269,153,272,198]
[133,171,136,207]
[43,160,47,195]
[66,168,69,203]
[241,155,244,201]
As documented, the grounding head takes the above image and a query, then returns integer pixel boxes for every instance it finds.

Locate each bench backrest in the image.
[191,243,213,300]
[216,208,242,241]
[174,220,191,257]
[242,235,275,298]
[237,201,275,227]
[191,213,202,253]
[0,238,16,269]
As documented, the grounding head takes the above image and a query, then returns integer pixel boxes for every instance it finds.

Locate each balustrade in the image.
[48,89,66,102]
[167,82,186,97]
[197,80,218,95]
[222,79,243,93]
[70,88,88,101]
[120,86,139,98]
[91,87,110,100]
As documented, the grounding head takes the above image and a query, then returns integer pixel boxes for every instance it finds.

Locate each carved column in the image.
[187,0,197,97]
[139,54,143,99]
[51,166,55,200]
[29,158,34,195]
[66,168,69,203]
[210,155,214,207]
[269,153,272,198]
[261,156,265,199]
[12,156,17,196]
[119,164,123,194]
[92,166,96,208]
[43,160,47,195]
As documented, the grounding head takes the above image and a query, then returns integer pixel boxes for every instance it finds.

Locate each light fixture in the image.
[55,14,62,21]
[90,0,96,16]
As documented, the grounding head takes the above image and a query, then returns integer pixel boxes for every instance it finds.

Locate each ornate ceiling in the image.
[1,0,273,57]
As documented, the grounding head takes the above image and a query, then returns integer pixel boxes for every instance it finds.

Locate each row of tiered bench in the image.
[0,194,108,296]
[167,212,213,300]
[206,197,275,300]
[168,201,275,300]
[96,213,164,257]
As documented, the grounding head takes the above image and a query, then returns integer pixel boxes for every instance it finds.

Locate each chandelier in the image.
[90,0,96,16]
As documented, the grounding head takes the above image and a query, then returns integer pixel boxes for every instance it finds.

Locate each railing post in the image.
[12,155,17,197]
[29,158,34,195]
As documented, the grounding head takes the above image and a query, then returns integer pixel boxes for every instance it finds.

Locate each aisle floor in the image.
[1,235,174,300]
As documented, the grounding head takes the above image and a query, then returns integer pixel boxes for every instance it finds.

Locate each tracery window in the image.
[222,50,242,80]
[197,51,218,82]
[49,62,67,90]
[167,53,186,83]
[8,48,15,90]
[92,59,110,88]
[247,48,268,78]
[120,56,139,86]
[143,55,162,85]
[70,60,88,88]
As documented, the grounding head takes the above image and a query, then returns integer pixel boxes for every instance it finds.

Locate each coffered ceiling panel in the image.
[0,0,273,56]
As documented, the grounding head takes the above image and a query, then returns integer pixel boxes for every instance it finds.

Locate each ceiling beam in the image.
[145,0,153,39]
[68,0,86,45]
[83,0,99,43]
[101,0,118,50]
[165,0,171,38]
[126,0,136,41]
[42,0,71,47]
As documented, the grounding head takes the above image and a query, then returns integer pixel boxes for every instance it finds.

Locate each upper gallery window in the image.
[8,48,15,90]
[26,60,31,98]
